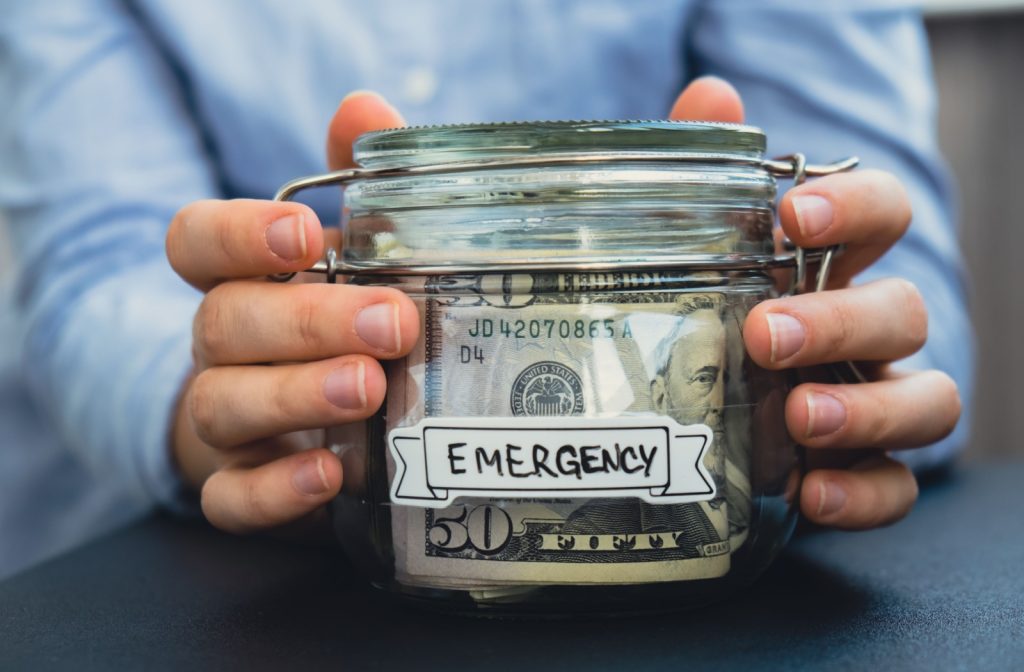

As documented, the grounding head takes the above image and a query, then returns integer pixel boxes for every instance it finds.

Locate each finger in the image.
[193,281,420,366]
[801,455,918,530]
[167,199,324,291]
[201,449,342,534]
[327,90,406,171]
[743,278,928,369]
[779,169,912,286]
[785,369,961,450]
[187,354,386,449]
[669,76,745,123]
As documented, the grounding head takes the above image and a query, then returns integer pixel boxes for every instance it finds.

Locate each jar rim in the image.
[353,120,767,169]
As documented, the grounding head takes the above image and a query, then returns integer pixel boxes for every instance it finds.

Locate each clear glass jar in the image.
[283,121,825,615]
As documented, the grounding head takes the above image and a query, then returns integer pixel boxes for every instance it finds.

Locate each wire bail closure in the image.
[776,152,844,295]
[270,150,866,384]
[269,152,858,285]
[774,153,866,384]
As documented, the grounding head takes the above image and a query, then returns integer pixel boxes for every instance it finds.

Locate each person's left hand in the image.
[671,77,961,530]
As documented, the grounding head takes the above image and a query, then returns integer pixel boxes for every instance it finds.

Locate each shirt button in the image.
[403,66,438,105]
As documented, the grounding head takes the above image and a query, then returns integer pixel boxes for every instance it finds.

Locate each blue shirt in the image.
[0,0,972,578]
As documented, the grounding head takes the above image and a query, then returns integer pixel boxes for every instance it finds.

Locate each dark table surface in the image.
[2,462,1022,671]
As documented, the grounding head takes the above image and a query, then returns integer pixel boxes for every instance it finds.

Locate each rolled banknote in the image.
[372,273,761,589]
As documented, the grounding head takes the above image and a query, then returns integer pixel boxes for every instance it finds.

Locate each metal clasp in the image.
[768,153,858,295]
[269,151,867,385]
[770,153,866,384]
[269,152,859,291]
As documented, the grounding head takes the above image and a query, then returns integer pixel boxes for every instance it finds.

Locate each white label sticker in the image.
[388,416,716,508]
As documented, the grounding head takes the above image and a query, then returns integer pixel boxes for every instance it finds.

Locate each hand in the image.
[673,77,961,530]
[166,93,418,534]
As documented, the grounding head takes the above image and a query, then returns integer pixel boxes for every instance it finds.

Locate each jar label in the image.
[389,416,716,508]
[376,280,757,585]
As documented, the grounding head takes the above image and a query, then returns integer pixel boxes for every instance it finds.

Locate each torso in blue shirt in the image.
[0,0,970,578]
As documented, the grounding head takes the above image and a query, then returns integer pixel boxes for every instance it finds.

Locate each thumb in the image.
[326,90,406,170]
[669,76,745,124]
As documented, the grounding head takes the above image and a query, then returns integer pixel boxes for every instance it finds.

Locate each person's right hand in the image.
[166,92,419,534]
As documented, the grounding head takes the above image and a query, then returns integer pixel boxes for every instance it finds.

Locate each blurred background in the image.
[928,1,1024,459]
[0,3,1020,461]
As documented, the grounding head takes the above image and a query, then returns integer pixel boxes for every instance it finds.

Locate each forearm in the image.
[22,253,199,507]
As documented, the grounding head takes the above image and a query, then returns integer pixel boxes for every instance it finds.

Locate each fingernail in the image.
[806,391,847,438]
[266,214,307,261]
[323,361,367,410]
[816,480,847,517]
[792,194,834,238]
[765,312,805,363]
[292,455,330,496]
[355,302,401,352]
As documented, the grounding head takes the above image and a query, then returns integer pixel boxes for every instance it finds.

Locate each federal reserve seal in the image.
[510,361,584,416]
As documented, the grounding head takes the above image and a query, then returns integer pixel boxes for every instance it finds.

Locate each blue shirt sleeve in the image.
[0,0,973,523]
[0,1,215,507]
[689,1,973,470]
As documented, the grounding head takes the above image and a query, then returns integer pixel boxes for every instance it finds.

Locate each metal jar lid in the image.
[272,120,857,284]
[351,120,767,169]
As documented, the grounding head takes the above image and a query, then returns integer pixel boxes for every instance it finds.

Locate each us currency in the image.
[386,272,753,589]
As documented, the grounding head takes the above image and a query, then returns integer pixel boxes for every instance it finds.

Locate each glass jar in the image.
[273,121,855,615]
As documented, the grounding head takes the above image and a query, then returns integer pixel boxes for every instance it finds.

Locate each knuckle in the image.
[215,212,242,267]
[860,484,890,529]
[856,170,912,236]
[165,206,188,270]
[890,179,913,233]
[242,477,273,529]
[904,462,920,501]
[199,476,220,525]
[863,388,894,445]
[866,459,916,528]
[168,200,226,272]
[877,170,912,234]
[886,462,918,524]
[821,297,857,356]
[269,366,302,422]
[188,370,221,446]
[166,204,197,273]
[848,463,893,530]
[293,287,330,355]
[860,496,893,530]
[193,291,229,363]
[932,371,962,440]
[891,279,928,351]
